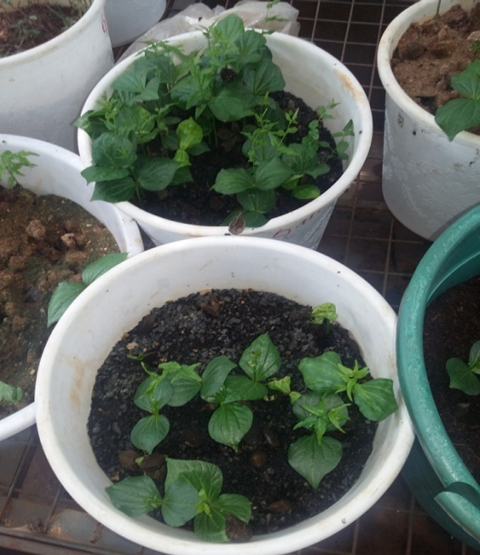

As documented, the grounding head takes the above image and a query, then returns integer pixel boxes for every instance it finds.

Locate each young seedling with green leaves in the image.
[76,14,353,227]
[107,303,398,541]
[446,340,480,396]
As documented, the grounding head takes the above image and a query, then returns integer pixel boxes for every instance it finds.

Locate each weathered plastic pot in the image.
[36,236,413,555]
[0,134,144,442]
[78,31,373,249]
[0,0,114,152]
[377,0,480,241]
[104,0,167,47]
[397,204,480,550]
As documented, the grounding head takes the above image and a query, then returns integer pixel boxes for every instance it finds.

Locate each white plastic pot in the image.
[78,31,373,249]
[0,0,114,152]
[104,0,167,47]
[0,134,144,442]
[36,236,414,555]
[377,0,480,241]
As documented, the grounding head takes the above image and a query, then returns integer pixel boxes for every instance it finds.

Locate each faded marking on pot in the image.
[397,113,404,128]
[454,163,463,170]
[272,211,320,239]
[335,68,368,104]
[70,358,86,414]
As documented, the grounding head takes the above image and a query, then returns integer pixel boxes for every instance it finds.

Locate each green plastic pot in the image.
[397,204,480,550]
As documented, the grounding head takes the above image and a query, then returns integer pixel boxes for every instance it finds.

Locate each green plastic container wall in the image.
[397,203,480,551]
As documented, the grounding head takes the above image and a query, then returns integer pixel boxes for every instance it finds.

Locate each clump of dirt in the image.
[392,4,480,118]
[0,2,88,57]
[88,289,379,538]
[0,184,118,419]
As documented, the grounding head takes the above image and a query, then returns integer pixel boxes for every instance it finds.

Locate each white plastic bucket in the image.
[36,236,413,554]
[78,31,373,249]
[377,0,480,241]
[0,0,114,152]
[0,134,143,441]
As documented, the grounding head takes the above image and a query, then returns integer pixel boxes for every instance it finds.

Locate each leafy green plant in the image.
[0,381,22,404]
[108,303,398,541]
[446,340,480,395]
[76,14,353,227]
[0,149,37,187]
[47,252,128,326]
[435,59,480,141]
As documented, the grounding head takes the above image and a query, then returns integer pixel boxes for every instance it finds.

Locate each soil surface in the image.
[0,185,118,419]
[0,2,87,57]
[423,275,480,483]
[392,4,480,120]
[135,91,345,228]
[88,289,379,539]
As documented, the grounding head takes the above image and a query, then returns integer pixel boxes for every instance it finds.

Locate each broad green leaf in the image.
[47,282,86,326]
[201,355,237,400]
[267,376,292,395]
[298,352,346,393]
[166,364,202,406]
[469,341,480,374]
[446,358,480,396]
[130,413,170,454]
[243,60,286,96]
[223,375,267,402]
[194,508,228,543]
[254,157,294,191]
[311,303,338,325]
[352,379,398,421]
[81,165,130,184]
[236,188,276,214]
[173,149,190,167]
[450,59,480,99]
[208,403,253,450]
[214,493,251,523]
[91,133,137,168]
[213,168,254,194]
[242,211,268,227]
[161,481,200,527]
[287,435,342,489]
[134,157,178,191]
[292,392,348,433]
[208,89,253,122]
[165,458,223,501]
[112,63,150,94]
[176,118,203,151]
[210,14,245,45]
[81,253,128,286]
[91,177,137,202]
[292,185,321,200]
[134,374,174,413]
[235,30,267,66]
[114,104,156,139]
[239,333,281,382]
[0,381,22,403]
[106,475,162,517]
[435,98,480,141]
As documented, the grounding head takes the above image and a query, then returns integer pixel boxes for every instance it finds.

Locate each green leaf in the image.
[210,13,245,45]
[176,118,203,151]
[47,282,86,326]
[243,59,285,96]
[81,165,130,184]
[469,341,480,374]
[242,211,268,227]
[91,177,138,202]
[194,508,228,543]
[352,379,398,421]
[435,98,480,141]
[0,381,23,403]
[236,188,276,214]
[134,374,174,413]
[214,493,251,523]
[161,481,200,527]
[165,458,223,502]
[298,351,346,393]
[239,333,281,382]
[291,185,321,200]
[91,133,137,169]
[135,157,178,191]
[201,355,237,400]
[208,403,253,450]
[292,392,349,434]
[130,413,170,454]
[165,364,202,406]
[114,104,156,140]
[213,168,254,194]
[208,89,253,122]
[311,303,338,325]
[267,376,291,395]
[451,59,480,99]
[81,253,128,286]
[235,30,266,65]
[254,157,294,191]
[223,375,268,402]
[106,475,163,517]
[446,358,480,395]
[287,435,342,489]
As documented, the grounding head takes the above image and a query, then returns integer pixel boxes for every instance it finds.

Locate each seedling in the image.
[0,149,37,187]
[108,303,398,540]
[446,340,480,395]
[76,14,353,227]
[0,382,22,404]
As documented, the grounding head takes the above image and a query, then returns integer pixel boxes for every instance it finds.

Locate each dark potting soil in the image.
[423,274,480,483]
[134,91,345,227]
[88,289,378,538]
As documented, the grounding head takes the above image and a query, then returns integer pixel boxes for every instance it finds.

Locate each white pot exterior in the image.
[78,31,372,249]
[104,0,167,47]
[377,0,480,241]
[36,236,413,554]
[0,0,114,152]
[0,134,144,442]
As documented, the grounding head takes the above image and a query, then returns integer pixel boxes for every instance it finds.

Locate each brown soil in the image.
[88,289,379,539]
[0,184,118,419]
[423,274,480,483]
[0,2,88,57]
[392,4,480,118]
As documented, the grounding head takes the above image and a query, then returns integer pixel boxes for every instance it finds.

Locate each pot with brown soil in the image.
[0,134,143,441]
[35,236,413,554]
[397,203,480,550]
[377,0,480,241]
[0,0,114,151]
[76,14,372,249]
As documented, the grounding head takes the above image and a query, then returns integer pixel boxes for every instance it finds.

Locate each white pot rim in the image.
[377,0,480,148]
[78,31,373,236]
[0,0,106,66]
[36,236,413,554]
